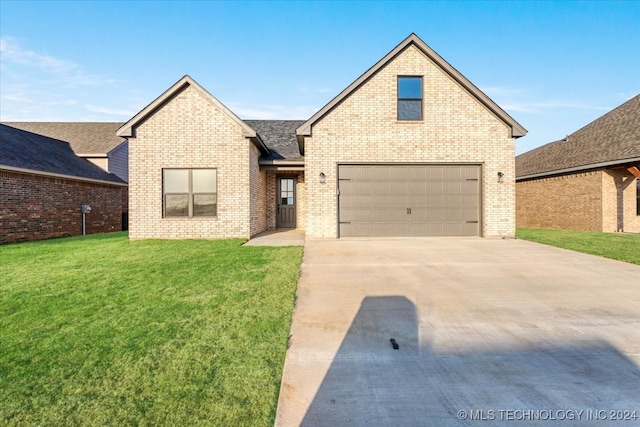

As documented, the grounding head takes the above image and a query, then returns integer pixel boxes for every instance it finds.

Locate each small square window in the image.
[398,76,422,121]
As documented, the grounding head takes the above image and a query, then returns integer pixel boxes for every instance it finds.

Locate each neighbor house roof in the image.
[245,120,305,162]
[117,75,270,155]
[516,95,640,180]
[0,124,126,185]
[1,121,125,156]
[296,33,527,154]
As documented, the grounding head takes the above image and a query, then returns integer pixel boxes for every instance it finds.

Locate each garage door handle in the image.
[467,221,479,223]
[407,208,411,214]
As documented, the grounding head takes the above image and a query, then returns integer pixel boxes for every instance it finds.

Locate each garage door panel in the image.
[338,165,480,237]
[426,207,445,222]
[461,181,479,193]
[374,208,408,222]
[460,167,480,180]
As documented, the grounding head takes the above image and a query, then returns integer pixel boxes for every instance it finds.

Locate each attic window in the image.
[398,76,422,121]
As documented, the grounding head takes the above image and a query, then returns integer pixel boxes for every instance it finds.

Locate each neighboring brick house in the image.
[516,95,640,233]
[1,122,129,183]
[120,33,526,240]
[0,124,127,244]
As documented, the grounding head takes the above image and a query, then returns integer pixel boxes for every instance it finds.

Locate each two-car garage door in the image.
[338,165,481,237]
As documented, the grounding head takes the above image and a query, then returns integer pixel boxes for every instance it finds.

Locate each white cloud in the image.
[0,37,113,86]
[85,104,136,117]
[0,37,127,120]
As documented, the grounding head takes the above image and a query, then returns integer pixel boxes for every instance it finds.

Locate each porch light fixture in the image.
[319,172,326,184]
[497,172,504,183]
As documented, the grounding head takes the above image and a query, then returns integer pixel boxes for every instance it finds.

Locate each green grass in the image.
[0,232,303,426]
[516,228,640,265]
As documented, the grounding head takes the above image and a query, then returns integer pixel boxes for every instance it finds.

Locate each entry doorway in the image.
[276,176,297,228]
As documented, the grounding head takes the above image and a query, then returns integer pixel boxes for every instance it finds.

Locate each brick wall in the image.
[249,144,267,236]
[516,171,603,231]
[1,170,124,244]
[516,169,640,233]
[128,84,254,239]
[303,45,516,238]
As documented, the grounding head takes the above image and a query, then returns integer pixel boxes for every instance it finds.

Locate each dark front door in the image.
[276,177,297,228]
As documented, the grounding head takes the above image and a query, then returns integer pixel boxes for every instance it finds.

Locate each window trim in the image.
[163,168,217,218]
[397,75,423,121]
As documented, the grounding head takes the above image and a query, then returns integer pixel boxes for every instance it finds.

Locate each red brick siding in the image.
[0,170,125,244]
[516,171,603,231]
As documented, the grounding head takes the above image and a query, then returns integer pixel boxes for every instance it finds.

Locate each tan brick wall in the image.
[249,144,267,236]
[516,171,603,232]
[602,169,640,233]
[128,85,253,239]
[303,45,516,238]
[266,170,306,230]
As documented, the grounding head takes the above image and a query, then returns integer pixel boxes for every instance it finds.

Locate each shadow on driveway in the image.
[301,296,640,426]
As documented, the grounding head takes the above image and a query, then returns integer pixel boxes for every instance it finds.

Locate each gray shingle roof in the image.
[245,120,305,161]
[2,120,304,162]
[0,124,125,184]
[1,122,126,155]
[516,95,640,178]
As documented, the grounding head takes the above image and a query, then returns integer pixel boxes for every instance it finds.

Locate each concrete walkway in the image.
[276,237,640,426]
[243,229,305,246]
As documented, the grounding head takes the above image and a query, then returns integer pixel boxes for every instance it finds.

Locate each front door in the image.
[276,177,297,228]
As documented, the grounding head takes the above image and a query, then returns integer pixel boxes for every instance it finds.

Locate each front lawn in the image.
[0,232,302,426]
[516,228,640,265]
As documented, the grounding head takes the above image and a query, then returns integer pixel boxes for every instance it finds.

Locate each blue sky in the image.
[1,1,638,154]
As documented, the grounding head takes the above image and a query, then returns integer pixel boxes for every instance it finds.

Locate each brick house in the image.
[0,124,127,244]
[1,122,129,183]
[516,95,640,233]
[120,33,526,240]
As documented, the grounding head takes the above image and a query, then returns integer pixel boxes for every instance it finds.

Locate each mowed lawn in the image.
[516,228,640,265]
[0,232,303,426]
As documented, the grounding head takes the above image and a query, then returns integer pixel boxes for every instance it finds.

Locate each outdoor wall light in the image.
[319,172,326,184]
[497,171,504,183]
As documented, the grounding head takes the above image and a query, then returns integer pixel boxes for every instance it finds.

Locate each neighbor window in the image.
[397,76,423,120]
[163,169,217,217]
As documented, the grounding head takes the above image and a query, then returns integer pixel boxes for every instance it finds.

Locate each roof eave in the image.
[0,164,127,187]
[295,33,527,141]
[117,75,269,155]
[516,157,640,181]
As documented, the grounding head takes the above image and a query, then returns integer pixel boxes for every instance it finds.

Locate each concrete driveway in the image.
[275,238,640,426]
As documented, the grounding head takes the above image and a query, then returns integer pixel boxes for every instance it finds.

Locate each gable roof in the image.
[295,33,527,154]
[1,121,125,156]
[0,124,125,185]
[516,95,640,179]
[117,75,269,155]
[244,120,305,161]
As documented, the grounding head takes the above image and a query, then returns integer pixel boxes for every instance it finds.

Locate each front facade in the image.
[516,95,640,233]
[122,34,525,240]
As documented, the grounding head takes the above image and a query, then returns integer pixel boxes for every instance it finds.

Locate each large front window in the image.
[397,76,423,121]
[163,169,217,217]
